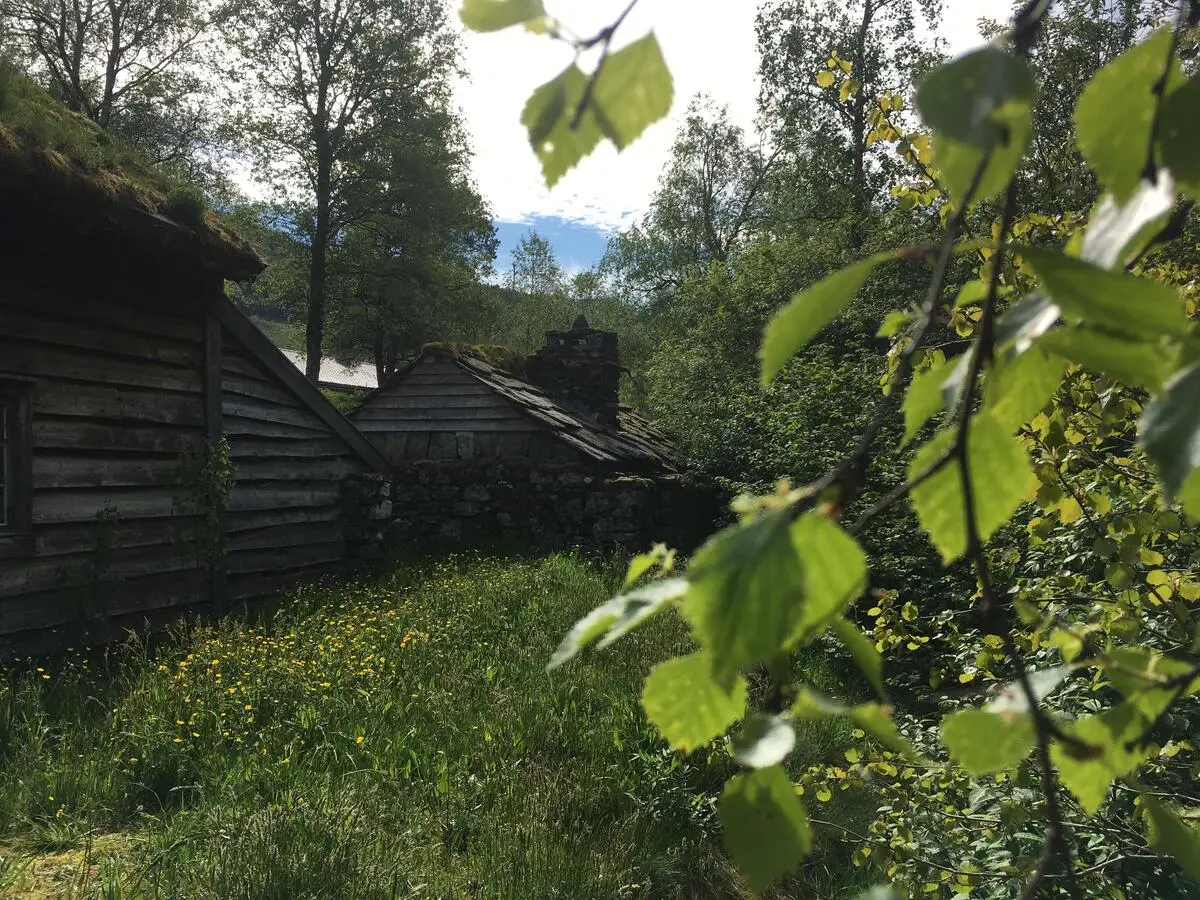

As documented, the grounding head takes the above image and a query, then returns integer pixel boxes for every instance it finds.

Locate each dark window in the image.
[0,378,33,558]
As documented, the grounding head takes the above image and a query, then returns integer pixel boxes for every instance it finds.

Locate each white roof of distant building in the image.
[280,350,378,391]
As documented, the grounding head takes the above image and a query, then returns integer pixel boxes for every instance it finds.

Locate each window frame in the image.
[0,375,34,560]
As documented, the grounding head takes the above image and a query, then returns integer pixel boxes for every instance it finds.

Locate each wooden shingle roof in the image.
[395,347,680,469]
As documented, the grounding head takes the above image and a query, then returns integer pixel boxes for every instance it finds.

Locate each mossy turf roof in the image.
[0,69,263,280]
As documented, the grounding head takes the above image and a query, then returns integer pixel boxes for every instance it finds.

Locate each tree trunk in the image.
[306,146,332,384]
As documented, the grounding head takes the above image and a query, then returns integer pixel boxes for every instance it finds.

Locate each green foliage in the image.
[160,185,207,227]
[459,0,543,32]
[719,765,811,893]
[939,709,1035,776]
[641,652,748,754]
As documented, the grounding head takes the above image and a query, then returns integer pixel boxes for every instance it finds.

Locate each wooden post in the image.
[204,309,228,616]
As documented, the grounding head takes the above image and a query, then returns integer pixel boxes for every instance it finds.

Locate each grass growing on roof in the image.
[0,553,874,898]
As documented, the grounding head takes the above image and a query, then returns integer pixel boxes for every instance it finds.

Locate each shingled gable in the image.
[359,342,680,470]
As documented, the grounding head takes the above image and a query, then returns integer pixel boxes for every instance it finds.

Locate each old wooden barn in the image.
[350,318,718,549]
[0,92,391,655]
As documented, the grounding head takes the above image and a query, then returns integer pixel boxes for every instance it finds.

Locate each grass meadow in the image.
[0,553,873,898]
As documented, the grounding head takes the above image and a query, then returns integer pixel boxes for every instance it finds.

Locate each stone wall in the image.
[341,472,394,562]
[385,459,722,553]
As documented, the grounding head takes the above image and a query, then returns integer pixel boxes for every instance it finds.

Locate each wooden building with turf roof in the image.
[0,75,391,655]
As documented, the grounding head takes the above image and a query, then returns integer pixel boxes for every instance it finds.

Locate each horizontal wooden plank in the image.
[359,393,512,410]
[221,350,272,382]
[0,541,203,596]
[33,488,182,524]
[227,560,345,603]
[354,420,543,433]
[221,397,330,431]
[0,568,207,636]
[221,374,303,408]
[223,436,358,459]
[227,483,343,512]
[351,406,525,422]
[231,458,364,481]
[0,340,203,393]
[392,372,483,387]
[225,520,343,552]
[3,287,204,344]
[34,419,203,455]
[222,414,332,441]
[0,307,203,368]
[227,541,346,576]
[33,455,184,489]
[34,517,203,557]
[224,506,342,533]
[32,381,206,426]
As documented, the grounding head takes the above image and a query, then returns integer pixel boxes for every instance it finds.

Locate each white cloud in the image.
[456,0,1014,232]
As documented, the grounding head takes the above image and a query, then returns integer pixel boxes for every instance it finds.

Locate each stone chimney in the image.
[525,315,621,426]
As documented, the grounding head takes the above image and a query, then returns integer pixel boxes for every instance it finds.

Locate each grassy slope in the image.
[0,554,873,899]
[249,316,304,352]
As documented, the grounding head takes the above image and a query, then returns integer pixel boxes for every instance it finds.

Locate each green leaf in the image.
[1160,75,1200,198]
[1145,798,1200,884]
[520,65,603,188]
[903,360,949,444]
[624,543,672,587]
[720,766,811,893]
[986,665,1072,714]
[792,690,919,760]
[932,105,1031,205]
[732,714,796,769]
[917,49,1035,206]
[1106,646,1200,720]
[940,708,1036,775]
[1081,174,1177,270]
[995,293,1060,354]
[909,412,1035,563]
[761,254,894,383]
[459,0,544,31]
[1023,247,1188,339]
[591,33,674,151]
[916,48,1036,147]
[1075,29,1183,203]
[682,510,805,679]
[1038,326,1175,391]
[1140,364,1200,518]
[1052,703,1148,815]
[788,514,868,644]
[984,346,1064,432]
[831,616,884,699]
[641,652,747,753]
[548,577,687,670]
[682,511,865,680]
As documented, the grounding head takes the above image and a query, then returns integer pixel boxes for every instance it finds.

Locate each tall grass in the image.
[0,553,871,898]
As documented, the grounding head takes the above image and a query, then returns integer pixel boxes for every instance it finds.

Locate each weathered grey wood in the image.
[35,517,202,557]
[355,419,543,433]
[221,397,331,431]
[0,568,207,634]
[222,437,359,459]
[428,432,457,459]
[32,381,206,426]
[231,458,362,481]
[362,393,512,410]
[3,287,204,343]
[0,341,203,393]
[226,561,345,603]
[204,312,227,616]
[0,307,203,368]
[223,506,342,533]
[227,541,345,576]
[499,432,533,456]
[0,543,202,596]
[351,405,526,422]
[221,374,305,408]
[225,521,343,552]
[222,415,334,441]
[404,433,431,459]
[227,484,343,512]
[34,418,203,454]
[33,488,182,524]
[33,456,182,488]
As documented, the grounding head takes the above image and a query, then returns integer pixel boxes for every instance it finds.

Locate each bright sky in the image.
[458,0,1016,241]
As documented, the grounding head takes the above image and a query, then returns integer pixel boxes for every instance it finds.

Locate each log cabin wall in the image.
[218,319,378,604]
[352,357,579,466]
[0,274,212,656]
